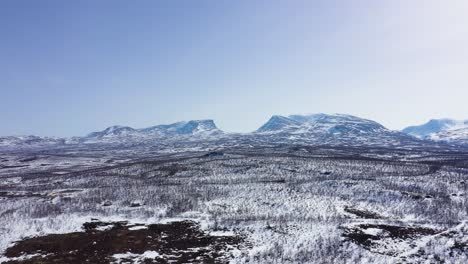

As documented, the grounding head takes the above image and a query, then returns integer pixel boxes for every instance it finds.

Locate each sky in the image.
[1,0,468,137]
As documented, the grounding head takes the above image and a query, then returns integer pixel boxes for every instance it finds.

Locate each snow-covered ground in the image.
[1,144,468,263]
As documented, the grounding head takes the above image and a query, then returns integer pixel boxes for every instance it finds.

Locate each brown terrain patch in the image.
[3,220,243,264]
[343,224,438,252]
[344,206,383,219]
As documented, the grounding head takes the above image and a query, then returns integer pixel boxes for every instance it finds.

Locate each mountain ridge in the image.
[250,113,417,147]
[82,119,223,143]
[2,114,468,149]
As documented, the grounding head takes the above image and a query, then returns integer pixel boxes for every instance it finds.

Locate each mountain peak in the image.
[256,115,301,132]
[177,119,219,134]
[86,125,136,138]
[402,118,468,144]
[402,118,460,138]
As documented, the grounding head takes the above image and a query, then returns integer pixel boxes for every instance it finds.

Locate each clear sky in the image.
[1,0,468,137]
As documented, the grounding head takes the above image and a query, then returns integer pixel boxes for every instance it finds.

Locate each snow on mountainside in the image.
[0,135,65,148]
[253,113,419,146]
[2,115,465,149]
[402,119,468,144]
[141,120,219,135]
[0,120,224,149]
[257,113,386,134]
[256,115,302,132]
[429,128,468,143]
[86,126,139,139]
[82,120,223,143]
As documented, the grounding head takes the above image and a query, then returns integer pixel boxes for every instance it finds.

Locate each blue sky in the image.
[1,0,468,136]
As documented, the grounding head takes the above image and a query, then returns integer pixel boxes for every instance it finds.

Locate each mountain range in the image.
[82,120,222,143]
[1,114,468,149]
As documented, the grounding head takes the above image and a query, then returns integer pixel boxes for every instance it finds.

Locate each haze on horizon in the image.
[1,0,468,137]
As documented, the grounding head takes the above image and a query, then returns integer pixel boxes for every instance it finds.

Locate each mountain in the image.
[82,120,223,143]
[402,119,460,138]
[3,115,465,150]
[256,115,302,132]
[402,119,468,144]
[0,135,65,149]
[256,114,387,134]
[141,120,219,136]
[253,113,419,147]
[86,126,139,139]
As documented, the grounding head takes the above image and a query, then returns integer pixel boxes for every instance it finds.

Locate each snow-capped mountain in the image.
[141,120,219,136]
[402,119,468,144]
[256,115,302,132]
[86,126,139,139]
[2,115,465,150]
[82,120,223,143]
[257,114,386,133]
[253,114,419,146]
